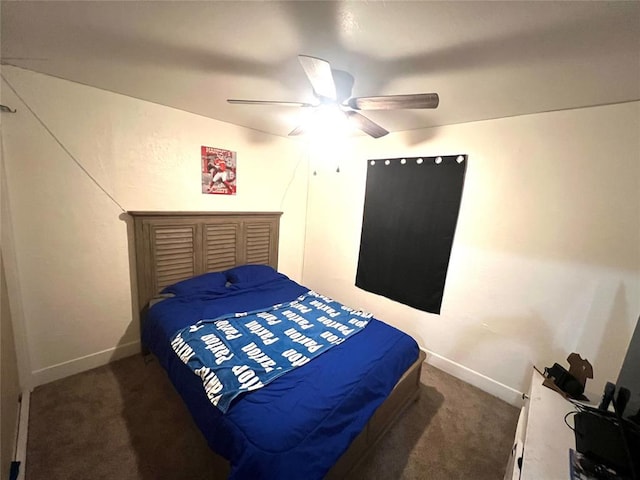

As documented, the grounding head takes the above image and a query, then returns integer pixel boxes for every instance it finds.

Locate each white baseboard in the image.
[27,340,521,404]
[31,340,141,387]
[420,347,524,407]
[14,389,30,480]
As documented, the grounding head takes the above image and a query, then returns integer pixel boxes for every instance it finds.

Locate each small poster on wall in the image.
[201,146,237,195]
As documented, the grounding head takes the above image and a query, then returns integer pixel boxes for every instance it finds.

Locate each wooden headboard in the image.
[128,211,282,313]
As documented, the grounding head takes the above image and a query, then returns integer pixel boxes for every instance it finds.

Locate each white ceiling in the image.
[2,1,639,138]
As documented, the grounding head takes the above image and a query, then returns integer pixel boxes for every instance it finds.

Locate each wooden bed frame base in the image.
[327,349,426,479]
[205,350,426,479]
[128,211,427,479]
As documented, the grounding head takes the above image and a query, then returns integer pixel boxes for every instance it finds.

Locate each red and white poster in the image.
[201,146,237,195]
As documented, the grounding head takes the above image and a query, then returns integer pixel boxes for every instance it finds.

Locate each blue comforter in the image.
[143,275,419,479]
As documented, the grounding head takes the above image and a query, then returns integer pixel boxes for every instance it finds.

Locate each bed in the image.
[129,211,426,479]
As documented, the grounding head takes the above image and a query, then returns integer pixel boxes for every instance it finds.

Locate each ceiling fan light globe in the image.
[308,106,351,137]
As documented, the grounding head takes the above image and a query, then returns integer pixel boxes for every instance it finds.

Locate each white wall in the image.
[3,65,639,405]
[302,102,640,404]
[1,66,308,387]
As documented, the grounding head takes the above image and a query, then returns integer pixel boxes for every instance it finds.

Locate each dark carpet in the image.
[27,354,518,479]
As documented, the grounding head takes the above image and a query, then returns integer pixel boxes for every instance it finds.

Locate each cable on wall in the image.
[277,144,312,283]
[0,73,126,213]
[279,147,308,210]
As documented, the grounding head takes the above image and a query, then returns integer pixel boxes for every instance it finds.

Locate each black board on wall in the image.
[356,155,467,314]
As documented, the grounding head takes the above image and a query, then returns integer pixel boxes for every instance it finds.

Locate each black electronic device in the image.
[546,362,585,398]
[599,382,616,411]
[574,384,640,479]
[615,387,631,417]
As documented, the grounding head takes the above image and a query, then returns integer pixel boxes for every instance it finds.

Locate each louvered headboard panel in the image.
[129,211,282,315]
[246,222,273,265]
[153,224,197,291]
[204,222,239,271]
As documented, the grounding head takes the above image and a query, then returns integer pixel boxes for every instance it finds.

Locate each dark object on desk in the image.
[570,448,624,480]
[544,353,593,400]
[615,387,631,417]
[600,382,617,411]
[574,410,639,477]
[574,385,640,479]
[546,362,585,398]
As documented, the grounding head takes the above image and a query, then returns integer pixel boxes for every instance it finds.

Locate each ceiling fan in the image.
[227,55,439,139]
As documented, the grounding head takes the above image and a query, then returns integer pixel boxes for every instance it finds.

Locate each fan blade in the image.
[227,99,313,107]
[347,93,439,110]
[331,69,354,103]
[345,111,389,138]
[298,55,337,101]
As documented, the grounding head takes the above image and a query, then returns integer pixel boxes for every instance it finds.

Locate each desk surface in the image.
[521,370,577,480]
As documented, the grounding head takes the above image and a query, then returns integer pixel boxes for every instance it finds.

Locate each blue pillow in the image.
[161,271,228,296]
[225,264,281,285]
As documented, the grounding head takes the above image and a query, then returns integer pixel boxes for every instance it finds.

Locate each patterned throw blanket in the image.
[170,290,372,413]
